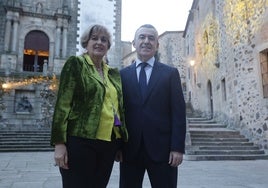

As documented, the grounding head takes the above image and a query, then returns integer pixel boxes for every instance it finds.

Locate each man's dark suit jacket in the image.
[120,61,186,162]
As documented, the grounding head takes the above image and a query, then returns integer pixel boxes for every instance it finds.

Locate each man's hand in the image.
[169,151,183,167]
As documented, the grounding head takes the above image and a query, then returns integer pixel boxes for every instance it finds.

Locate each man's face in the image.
[133,27,159,62]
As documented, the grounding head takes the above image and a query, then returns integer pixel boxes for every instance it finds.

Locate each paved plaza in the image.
[0,152,268,188]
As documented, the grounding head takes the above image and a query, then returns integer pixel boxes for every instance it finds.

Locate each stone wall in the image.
[158,31,186,95]
[0,1,5,53]
[0,78,57,130]
[184,0,268,150]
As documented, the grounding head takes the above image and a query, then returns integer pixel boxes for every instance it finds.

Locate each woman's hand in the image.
[115,150,123,162]
[54,144,69,169]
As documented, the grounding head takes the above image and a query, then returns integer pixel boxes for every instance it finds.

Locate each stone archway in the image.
[23,30,49,72]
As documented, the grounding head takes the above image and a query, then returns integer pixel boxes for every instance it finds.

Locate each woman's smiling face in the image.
[86,32,110,59]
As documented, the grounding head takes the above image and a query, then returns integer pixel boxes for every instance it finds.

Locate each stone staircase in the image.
[185,117,268,160]
[0,130,53,152]
[1,115,268,160]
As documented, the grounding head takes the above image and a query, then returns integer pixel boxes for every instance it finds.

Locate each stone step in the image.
[191,141,254,146]
[190,128,239,132]
[0,137,51,141]
[188,124,226,128]
[0,131,50,135]
[191,137,249,142]
[197,145,260,150]
[0,147,53,152]
[0,130,52,152]
[0,141,50,145]
[185,154,268,161]
[0,133,50,136]
[187,149,265,155]
[190,134,244,138]
[0,134,50,138]
[0,144,52,148]
[187,117,209,121]
[190,131,242,137]
[188,120,217,124]
[185,116,268,160]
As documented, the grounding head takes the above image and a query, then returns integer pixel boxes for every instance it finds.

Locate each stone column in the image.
[62,23,68,58]
[55,18,62,58]
[5,57,12,76]
[49,42,55,72]
[43,59,48,76]
[55,26,61,58]
[11,12,20,53]
[4,13,12,51]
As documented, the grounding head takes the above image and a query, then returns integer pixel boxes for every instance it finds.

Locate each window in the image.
[23,30,49,72]
[221,78,227,101]
[259,49,268,98]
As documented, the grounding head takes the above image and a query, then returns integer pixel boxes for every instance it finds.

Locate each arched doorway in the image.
[23,30,49,72]
[207,80,213,119]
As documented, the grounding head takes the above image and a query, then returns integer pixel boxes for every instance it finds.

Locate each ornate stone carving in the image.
[16,96,33,113]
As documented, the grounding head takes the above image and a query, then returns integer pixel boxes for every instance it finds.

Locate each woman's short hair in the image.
[80,24,112,49]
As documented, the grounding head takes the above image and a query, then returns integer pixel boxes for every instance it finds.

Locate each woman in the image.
[51,24,128,188]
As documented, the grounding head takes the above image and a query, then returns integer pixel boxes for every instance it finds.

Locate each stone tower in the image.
[77,0,122,68]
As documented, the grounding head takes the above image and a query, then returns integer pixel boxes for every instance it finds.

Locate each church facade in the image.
[0,0,122,129]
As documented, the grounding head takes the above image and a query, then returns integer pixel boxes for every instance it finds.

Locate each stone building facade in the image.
[0,0,122,129]
[184,0,268,150]
[0,0,78,75]
[158,31,186,97]
[122,31,187,97]
[0,0,79,129]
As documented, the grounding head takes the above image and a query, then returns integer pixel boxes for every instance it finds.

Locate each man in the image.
[119,24,186,188]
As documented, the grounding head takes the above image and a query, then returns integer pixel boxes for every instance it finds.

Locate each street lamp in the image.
[190,60,195,66]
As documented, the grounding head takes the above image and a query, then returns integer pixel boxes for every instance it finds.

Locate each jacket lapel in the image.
[143,62,162,102]
[129,63,141,97]
[82,55,105,85]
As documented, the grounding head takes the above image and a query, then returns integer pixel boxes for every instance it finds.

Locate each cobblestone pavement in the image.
[0,152,268,188]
